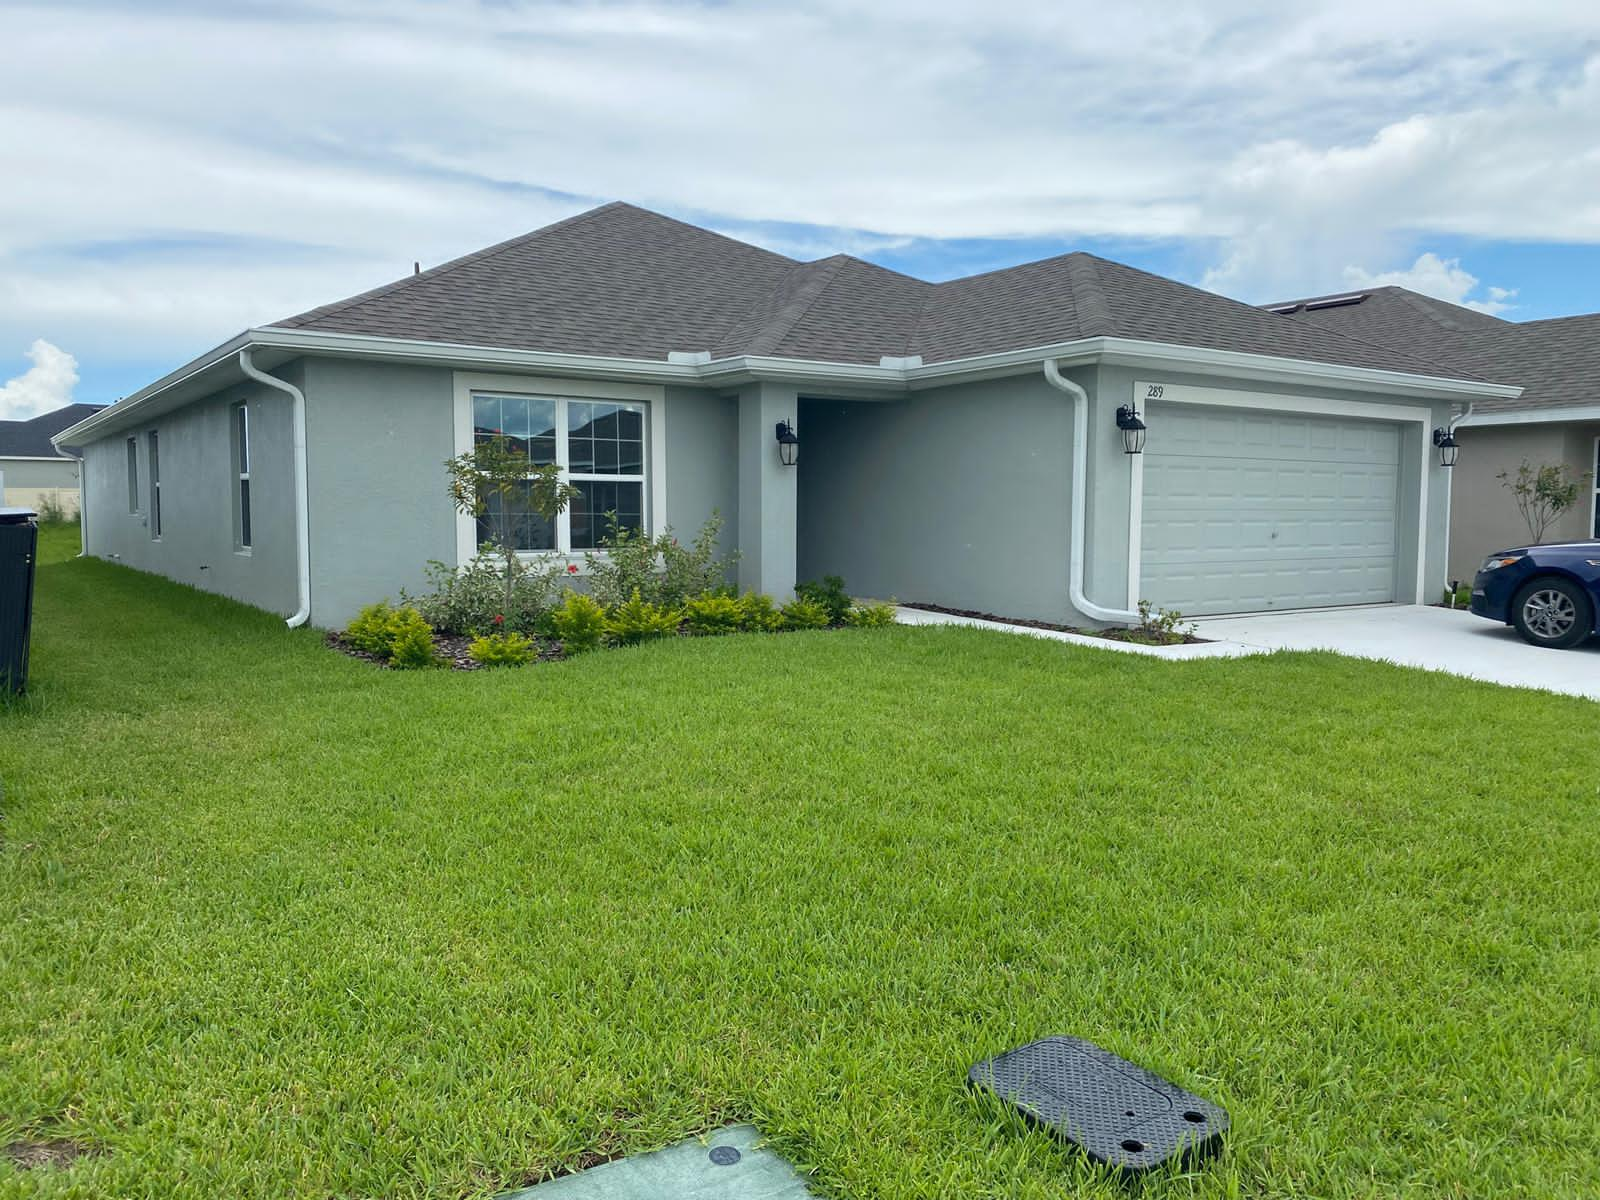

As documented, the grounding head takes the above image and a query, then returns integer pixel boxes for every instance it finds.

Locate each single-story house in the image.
[0,403,103,516]
[56,203,1517,629]
[1268,287,1599,583]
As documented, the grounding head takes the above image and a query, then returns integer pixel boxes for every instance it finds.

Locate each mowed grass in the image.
[3,525,1599,1200]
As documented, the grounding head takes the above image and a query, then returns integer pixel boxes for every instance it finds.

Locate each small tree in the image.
[445,435,578,618]
[1497,459,1588,544]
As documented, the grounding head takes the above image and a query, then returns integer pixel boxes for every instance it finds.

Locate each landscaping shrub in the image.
[604,589,681,645]
[779,597,831,631]
[683,592,743,635]
[1127,599,1197,646]
[467,630,537,668]
[737,592,783,632]
[795,574,852,624]
[405,555,565,636]
[550,592,607,654]
[845,600,897,628]
[345,601,400,657]
[386,607,443,669]
[585,513,734,609]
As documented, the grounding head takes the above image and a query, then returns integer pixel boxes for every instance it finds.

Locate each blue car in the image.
[1471,541,1600,649]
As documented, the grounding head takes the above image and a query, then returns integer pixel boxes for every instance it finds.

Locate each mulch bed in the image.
[325,624,864,671]
[326,630,569,671]
[900,601,1210,645]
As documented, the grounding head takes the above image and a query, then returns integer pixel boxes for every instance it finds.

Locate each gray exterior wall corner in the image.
[76,363,301,616]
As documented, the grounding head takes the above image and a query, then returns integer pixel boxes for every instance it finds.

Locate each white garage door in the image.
[1140,404,1401,616]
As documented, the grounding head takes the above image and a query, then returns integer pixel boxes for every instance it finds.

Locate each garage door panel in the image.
[1141,405,1400,615]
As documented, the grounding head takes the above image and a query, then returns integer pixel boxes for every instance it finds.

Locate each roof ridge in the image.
[1065,253,1115,336]
[1386,286,1489,334]
[272,202,630,329]
[743,257,851,356]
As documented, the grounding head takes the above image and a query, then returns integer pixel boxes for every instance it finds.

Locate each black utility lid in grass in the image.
[970,1036,1228,1174]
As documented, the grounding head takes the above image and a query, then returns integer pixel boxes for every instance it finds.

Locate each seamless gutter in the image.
[54,326,1521,448]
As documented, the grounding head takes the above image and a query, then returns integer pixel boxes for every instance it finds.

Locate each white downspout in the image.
[1042,359,1141,625]
[1441,402,1473,589]
[238,348,311,628]
[75,454,88,557]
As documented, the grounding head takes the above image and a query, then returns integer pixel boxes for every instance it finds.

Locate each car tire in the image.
[1511,577,1594,649]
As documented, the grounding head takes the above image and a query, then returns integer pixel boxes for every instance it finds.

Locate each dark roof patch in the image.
[0,403,106,458]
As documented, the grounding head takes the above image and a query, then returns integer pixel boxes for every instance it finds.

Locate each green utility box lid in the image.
[501,1124,815,1199]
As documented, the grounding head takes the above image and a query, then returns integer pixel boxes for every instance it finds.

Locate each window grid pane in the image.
[467,393,648,554]
[477,481,556,552]
[570,480,643,549]
[475,395,557,465]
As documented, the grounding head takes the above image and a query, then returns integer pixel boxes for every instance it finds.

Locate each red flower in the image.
[566,563,579,575]
[492,613,504,625]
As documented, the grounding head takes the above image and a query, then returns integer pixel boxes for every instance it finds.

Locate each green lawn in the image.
[3,525,1599,1199]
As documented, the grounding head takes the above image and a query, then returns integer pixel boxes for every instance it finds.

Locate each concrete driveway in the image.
[1196,604,1600,700]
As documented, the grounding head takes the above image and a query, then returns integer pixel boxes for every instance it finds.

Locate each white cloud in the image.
[0,340,78,421]
[1,0,1598,374]
[1343,253,1518,314]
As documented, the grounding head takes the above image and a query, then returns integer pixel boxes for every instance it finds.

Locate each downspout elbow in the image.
[237,348,311,628]
[1043,359,1141,626]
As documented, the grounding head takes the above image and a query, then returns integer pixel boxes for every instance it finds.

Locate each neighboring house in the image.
[1269,287,1600,583]
[55,204,1514,629]
[0,403,104,516]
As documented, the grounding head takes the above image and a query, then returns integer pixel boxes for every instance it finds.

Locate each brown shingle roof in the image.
[275,203,1485,382]
[1273,287,1597,413]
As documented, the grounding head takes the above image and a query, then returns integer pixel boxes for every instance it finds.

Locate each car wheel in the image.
[1511,577,1593,649]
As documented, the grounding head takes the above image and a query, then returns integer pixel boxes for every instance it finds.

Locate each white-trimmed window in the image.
[126,436,139,513]
[470,391,647,553]
[233,403,252,550]
[147,431,161,539]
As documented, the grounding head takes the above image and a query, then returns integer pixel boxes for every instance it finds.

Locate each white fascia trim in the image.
[0,455,74,462]
[52,331,252,447]
[1090,337,1521,401]
[53,325,1518,450]
[1458,404,1600,426]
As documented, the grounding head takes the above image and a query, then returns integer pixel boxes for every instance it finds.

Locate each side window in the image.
[233,404,252,550]
[148,431,161,539]
[126,436,139,513]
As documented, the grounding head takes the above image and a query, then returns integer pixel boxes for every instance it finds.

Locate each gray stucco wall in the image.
[300,356,457,625]
[80,358,740,630]
[798,370,1082,623]
[300,360,740,627]
[801,363,1456,624]
[1450,420,1600,581]
[664,385,739,550]
[78,368,301,616]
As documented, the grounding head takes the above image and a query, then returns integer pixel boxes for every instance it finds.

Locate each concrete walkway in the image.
[893,605,1264,659]
[896,603,1599,701]
[1197,604,1600,701]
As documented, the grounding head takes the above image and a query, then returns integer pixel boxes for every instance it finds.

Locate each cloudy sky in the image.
[2,0,1599,418]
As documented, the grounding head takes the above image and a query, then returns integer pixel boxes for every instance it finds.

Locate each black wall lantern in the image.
[775,419,799,467]
[1432,427,1459,468]
[1115,405,1147,455]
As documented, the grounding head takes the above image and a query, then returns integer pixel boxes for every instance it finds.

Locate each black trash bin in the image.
[0,507,39,695]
